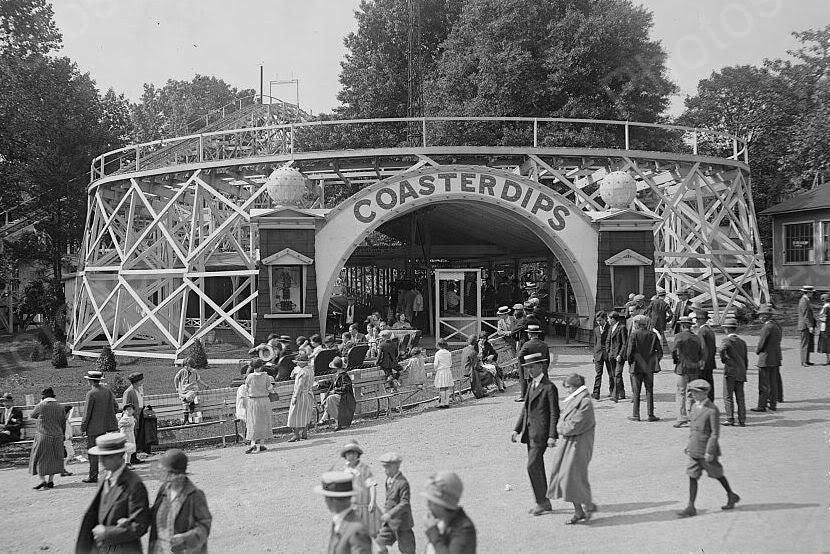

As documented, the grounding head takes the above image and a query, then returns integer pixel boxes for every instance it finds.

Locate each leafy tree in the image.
[424,0,677,147]
[0,0,61,58]
[131,75,256,142]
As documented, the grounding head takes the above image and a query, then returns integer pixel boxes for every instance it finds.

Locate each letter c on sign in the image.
[547,205,569,231]
[354,199,376,223]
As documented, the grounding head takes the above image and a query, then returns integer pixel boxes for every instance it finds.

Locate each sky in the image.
[51,0,830,117]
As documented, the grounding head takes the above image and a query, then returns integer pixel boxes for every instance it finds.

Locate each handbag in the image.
[268,391,280,402]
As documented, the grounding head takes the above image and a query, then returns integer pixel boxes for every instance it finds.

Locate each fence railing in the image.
[90,116,749,183]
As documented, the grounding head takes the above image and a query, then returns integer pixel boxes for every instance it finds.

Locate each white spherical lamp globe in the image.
[265,166,309,206]
[599,171,637,209]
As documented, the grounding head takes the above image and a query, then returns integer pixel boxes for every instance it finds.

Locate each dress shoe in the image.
[244,446,257,453]
[647,415,660,422]
[627,416,640,422]
[722,420,735,426]
[673,421,688,428]
[60,471,73,477]
[33,482,48,490]
[750,408,766,412]
[514,398,525,403]
[722,493,740,510]
[82,478,98,484]
[738,422,746,427]
[676,506,697,518]
[46,482,54,489]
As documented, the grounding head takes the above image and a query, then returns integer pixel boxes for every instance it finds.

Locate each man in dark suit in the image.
[0,393,23,445]
[605,311,628,402]
[752,304,782,412]
[695,311,717,402]
[81,370,119,483]
[511,352,560,516]
[626,315,662,421]
[672,317,703,428]
[719,318,748,426]
[645,288,672,349]
[798,285,816,366]
[376,452,415,554]
[315,471,371,554]
[591,312,612,400]
[671,290,693,334]
[76,432,150,553]
[515,325,549,402]
[378,331,401,387]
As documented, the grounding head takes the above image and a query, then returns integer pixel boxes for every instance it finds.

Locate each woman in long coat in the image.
[245,359,276,453]
[287,353,316,442]
[323,357,356,431]
[29,387,67,490]
[547,373,597,524]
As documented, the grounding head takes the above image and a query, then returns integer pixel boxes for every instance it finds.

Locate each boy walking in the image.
[375,452,415,554]
[719,318,747,426]
[677,379,740,517]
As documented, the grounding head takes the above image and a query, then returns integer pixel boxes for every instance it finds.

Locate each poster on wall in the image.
[272,266,302,313]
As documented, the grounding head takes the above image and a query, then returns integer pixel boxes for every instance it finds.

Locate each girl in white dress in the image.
[341,439,382,537]
[433,340,454,408]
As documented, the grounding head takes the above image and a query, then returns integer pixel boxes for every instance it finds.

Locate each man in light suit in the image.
[81,370,119,483]
[0,392,23,445]
[798,285,816,366]
[76,432,150,553]
[511,352,560,516]
[672,317,703,428]
[695,311,717,402]
[315,471,371,554]
[752,304,782,412]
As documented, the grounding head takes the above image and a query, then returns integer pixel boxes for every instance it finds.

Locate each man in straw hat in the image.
[753,304,782,412]
[494,305,517,353]
[422,471,477,553]
[316,471,372,553]
[375,452,415,554]
[671,316,703,428]
[81,370,119,483]
[511,351,560,516]
[676,380,740,518]
[148,449,212,553]
[76,432,150,552]
[515,324,549,402]
[797,285,816,366]
[719,318,747,426]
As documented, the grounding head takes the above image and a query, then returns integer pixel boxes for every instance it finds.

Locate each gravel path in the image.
[2,335,828,553]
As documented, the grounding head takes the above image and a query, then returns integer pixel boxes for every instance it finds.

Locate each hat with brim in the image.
[314,471,355,497]
[687,379,711,392]
[609,311,623,320]
[87,432,132,456]
[84,370,104,381]
[721,317,738,329]
[678,316,693,325]
[378,451,402,465]
[801,285,814,292]
[340,440,363,458]
[497,306,510,315]
[278,335,292,342]
[420,471,463,511]
[634,294,645,302]
[512,303,524,310]
[127,372,144,384]
[158,448,188,474]
[526,324,542,334]
[522,352,546,365]
[329,356,344,370]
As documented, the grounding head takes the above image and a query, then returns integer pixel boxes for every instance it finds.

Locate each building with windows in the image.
[760,183,830,290]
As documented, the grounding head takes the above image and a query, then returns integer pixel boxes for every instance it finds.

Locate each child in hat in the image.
[677,379,740,517]
[375,452,415,554]
[341,440,382,537]
[117,404,137,467]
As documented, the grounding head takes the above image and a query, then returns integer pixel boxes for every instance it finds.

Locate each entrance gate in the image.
[434,268,482,347]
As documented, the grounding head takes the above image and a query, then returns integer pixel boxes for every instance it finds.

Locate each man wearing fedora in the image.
[81,370,119,483]
[76,432,150,553]
[719,318,748,426]
[515,324,549,402]
[512,352,560,516]
[317,471,372,554]
[0,392,23,445]
[798,285,816,366]
[148,449,212,553]
[671,289,693,335]
[672,316,703,428]
[591,311,612,400]
[753,304,782,412]
[605,311,628,402]
[645,288,672,349]
[422,471,477,553]
[375,452,415,554]
[696,311,717,402]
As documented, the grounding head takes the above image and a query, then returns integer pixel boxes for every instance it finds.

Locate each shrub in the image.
[107,374,128,397]
[733,305,757,324]
[51,341,68,368]
[97,346,117,372]
[188,339,209,369]
[30,345,43,362]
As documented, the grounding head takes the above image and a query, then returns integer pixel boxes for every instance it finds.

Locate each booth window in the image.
[270,265,303,313]
[783,222,814,264]
[823,221,830,263]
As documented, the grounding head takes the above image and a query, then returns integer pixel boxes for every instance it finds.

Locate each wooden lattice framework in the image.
[70,117,768,360]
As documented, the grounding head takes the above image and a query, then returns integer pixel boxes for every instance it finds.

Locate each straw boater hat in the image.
[340,439,364,458]
[421,471,463,511]
[84,370,104,381]
[721,317,738,329]
[87,432,133,456]
[278,335,292,343]
[801,285,814,293]
[378,452,403,465]
[678,315,693,325]
[523,352,546,365]
[634,294,645,302]
[526,324,542,334]
[687,379,711,393]
[497,306,510,316]
[314,472,355,497]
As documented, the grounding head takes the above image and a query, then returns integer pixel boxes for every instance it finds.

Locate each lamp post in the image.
[268,79,300,121]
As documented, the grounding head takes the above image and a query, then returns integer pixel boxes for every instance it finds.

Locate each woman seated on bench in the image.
[320,357,356,431]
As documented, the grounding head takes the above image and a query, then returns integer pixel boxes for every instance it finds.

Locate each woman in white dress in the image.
[341,439,382,537]
[286,353,316,442]
[433,340,454,408]
[245,359,276,453]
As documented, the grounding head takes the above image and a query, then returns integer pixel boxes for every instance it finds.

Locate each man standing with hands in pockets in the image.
[512,352,560,516]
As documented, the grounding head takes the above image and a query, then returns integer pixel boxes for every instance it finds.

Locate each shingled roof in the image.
[760,183,830,215]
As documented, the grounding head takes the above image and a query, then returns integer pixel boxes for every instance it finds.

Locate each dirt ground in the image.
[1,332,828,553]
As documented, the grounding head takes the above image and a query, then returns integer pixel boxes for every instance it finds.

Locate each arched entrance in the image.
[316,165,598,333]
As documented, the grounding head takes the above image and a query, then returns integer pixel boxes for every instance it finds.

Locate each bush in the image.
[188,339,209,369]
[733,305,757,324]
[107,374,128,397]
[97,346,117,372]
[51,341,68,368]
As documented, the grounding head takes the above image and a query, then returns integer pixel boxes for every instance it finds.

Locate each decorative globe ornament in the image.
[599,171,637,209]
[265,165,309,206]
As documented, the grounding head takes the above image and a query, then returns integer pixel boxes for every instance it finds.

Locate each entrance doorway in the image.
[435,268,482,347]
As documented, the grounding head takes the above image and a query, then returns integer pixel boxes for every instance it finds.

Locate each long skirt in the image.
[245,397,273,441]
[818,330,830,354]
[287,392,316,428]
[325,392,357,429]
[547,434,595,505]
[29,434,64,476]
